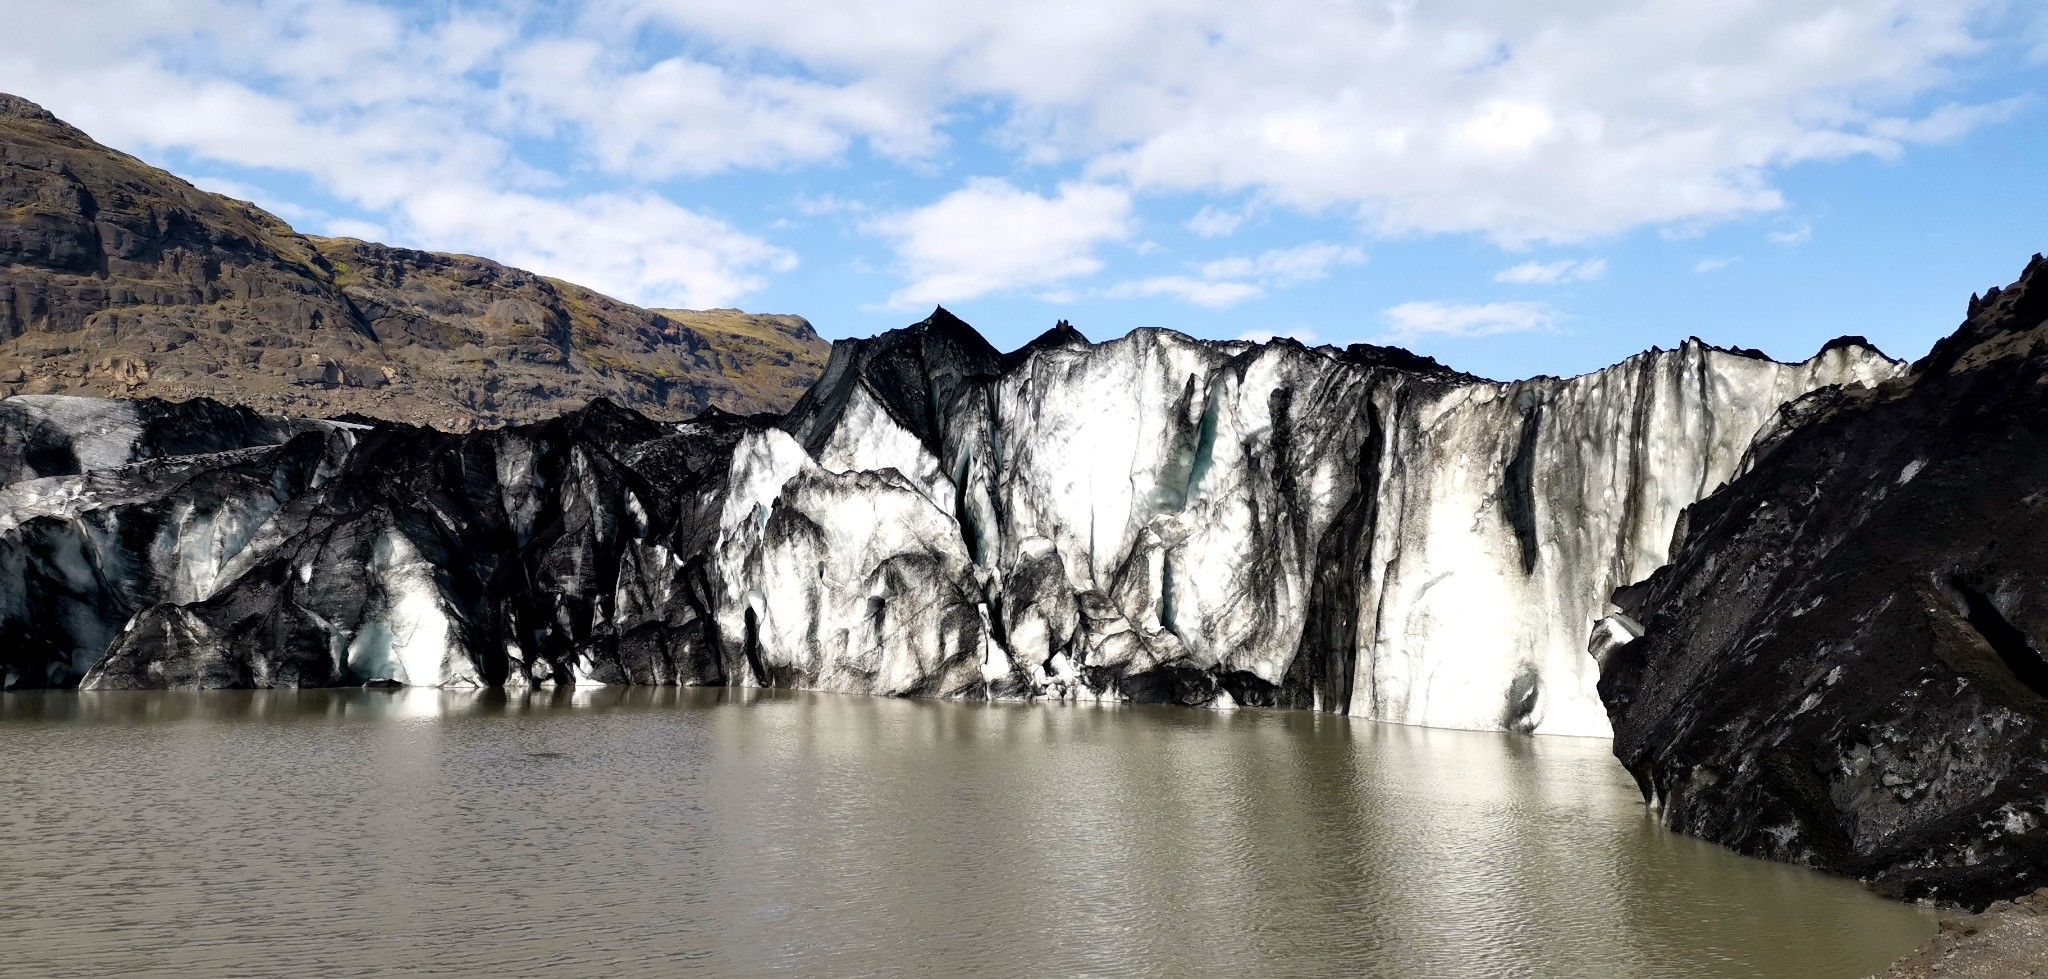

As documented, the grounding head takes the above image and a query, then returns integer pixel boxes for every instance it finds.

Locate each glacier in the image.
[0,314,1898,736]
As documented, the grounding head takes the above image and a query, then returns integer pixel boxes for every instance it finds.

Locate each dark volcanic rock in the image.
[1599,255,2048,910]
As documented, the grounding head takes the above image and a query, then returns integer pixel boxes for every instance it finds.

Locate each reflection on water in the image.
[1,689,1931,978]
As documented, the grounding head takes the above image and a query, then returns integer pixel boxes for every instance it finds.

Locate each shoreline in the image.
[1871,888,2048,977]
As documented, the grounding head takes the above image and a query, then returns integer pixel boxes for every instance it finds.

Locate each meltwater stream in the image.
[1,689,1931,978]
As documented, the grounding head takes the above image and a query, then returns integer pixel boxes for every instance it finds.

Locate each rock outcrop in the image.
[1599,256,2048,909]
[2,309,1894,742]
[0,93,827,428]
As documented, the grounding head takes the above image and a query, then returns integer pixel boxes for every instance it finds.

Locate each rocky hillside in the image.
[0,93,827,429]
[1598,256,2048,910]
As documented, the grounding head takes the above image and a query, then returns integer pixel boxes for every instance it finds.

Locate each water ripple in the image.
[0,688,1932,978]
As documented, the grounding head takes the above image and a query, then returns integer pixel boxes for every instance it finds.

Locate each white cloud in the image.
[320,218,393,243]
[1105,276,1263,309]
[1767,225,1813,246]
[1694,257,1738,273]
[866,179,1133,308]
[1103,241,1364,309]
[1199,243,1365,286]
[188,174,276,205]
[1379,301,1560,343]
[0,0,2021,311]
[613,0,2022,242]
[1866,99,2026,146]
[406,187,797,308]
[1658,224,1710,242]
[792,193,870,217]
[1186,205,1248,238]
[0,1,794,309]
[1494,258,1607,285]
[500,40,942,177]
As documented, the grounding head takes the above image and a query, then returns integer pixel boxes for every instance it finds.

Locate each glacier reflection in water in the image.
[1,688,1931,978]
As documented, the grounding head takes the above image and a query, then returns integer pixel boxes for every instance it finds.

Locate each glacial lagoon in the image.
[2,688,1933,978]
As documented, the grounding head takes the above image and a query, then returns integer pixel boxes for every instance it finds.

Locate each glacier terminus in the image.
[0,312,1897,737]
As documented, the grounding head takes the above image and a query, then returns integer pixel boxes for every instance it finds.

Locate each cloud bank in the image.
[0,0,2017,310]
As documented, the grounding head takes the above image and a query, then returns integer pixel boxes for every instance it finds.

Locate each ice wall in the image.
[0,433,345,687]
[745,317,1897,735]
[0,316,1900,737]
[1355,340,1896,735]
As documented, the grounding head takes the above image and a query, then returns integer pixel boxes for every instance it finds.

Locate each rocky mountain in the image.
[0,93,827,429]
[1598,256,2048,910]
[0,308,1893,743]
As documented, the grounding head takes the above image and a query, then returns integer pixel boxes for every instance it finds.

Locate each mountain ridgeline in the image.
[0,93,827,429]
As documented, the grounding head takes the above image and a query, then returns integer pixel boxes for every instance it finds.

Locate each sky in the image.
[3,1,2045,381]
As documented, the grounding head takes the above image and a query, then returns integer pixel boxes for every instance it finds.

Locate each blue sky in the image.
[5,1,2045,380]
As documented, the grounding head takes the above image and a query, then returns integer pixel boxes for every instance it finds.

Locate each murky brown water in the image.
[1,688,1931,978]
